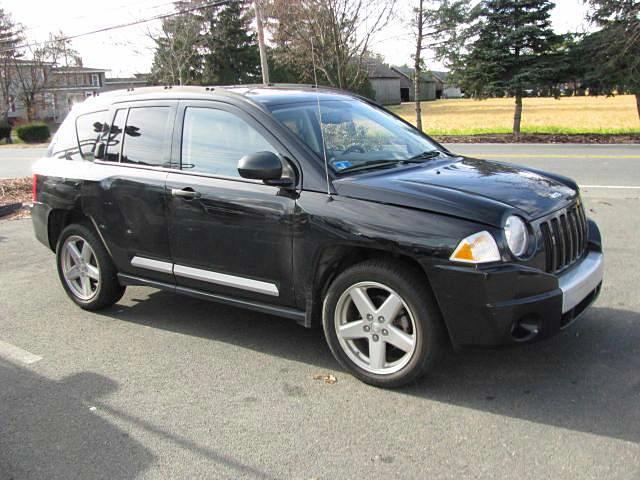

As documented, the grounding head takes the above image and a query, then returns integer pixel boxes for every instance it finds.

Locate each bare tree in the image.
[149,1,203,86]
[44,31,79,68]
[13,46,52,121]
[0,9,23,122]
[411,0,467,130]
[12,33,80,122]
[266,0,396,92]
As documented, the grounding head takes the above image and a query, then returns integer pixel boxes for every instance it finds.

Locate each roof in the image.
[77,84,362,112]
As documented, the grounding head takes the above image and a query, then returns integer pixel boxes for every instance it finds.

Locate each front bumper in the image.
[427,222,603,347]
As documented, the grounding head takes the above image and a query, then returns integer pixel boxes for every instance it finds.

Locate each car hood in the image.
[332,156,578,227]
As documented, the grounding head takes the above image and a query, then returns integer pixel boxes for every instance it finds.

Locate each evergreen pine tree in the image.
[201,0,260,85]
[582,0,640,120]
[459,0,558,138]
[150,1,203,86]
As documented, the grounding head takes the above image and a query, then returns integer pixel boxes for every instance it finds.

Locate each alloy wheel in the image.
[60,235,101,301]
[334,281,418,375]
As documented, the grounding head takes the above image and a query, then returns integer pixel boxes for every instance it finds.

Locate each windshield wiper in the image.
[335,159,402,174]
[335,151,443,174]
[406,150,442,162]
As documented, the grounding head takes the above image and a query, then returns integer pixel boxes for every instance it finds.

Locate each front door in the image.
[166,101,297,306]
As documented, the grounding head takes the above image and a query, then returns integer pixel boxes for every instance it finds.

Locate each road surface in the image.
[1,146,639,479]
[0,147,47,179]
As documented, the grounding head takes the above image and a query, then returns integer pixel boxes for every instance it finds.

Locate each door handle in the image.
[171,188,201,199]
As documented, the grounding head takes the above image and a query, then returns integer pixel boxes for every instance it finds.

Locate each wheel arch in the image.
[47,205,110,259]
[304,245,449,341]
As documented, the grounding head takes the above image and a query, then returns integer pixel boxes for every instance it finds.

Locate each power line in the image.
[14,0,178,38]
[0,0,234,55]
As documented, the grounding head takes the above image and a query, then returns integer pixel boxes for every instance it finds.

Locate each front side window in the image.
[76,110,107,161]
[121,107,172,167]
[181,107,277,178]
[269,99,441,173]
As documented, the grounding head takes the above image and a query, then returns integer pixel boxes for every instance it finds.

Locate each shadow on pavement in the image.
[102,289,337,370]
[0,360,154,479]
[406,305,640,444]
[100,290,640,444]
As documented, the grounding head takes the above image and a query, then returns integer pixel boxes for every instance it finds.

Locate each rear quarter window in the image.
[76,110,107,161]
[49,115,81,160]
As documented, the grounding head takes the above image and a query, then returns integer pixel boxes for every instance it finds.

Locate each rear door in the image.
[83,101,177,284]
[165,100,297,306]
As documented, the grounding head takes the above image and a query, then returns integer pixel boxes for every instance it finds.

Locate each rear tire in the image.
[56,223,125,310]
[322,259,445,388]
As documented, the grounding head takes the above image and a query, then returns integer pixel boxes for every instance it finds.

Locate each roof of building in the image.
[393,66,446,84]
[104,77,149,84]
[53,66,109,73]
[362,60,402,79]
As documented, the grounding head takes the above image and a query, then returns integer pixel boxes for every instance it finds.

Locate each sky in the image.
[3,0,590,77]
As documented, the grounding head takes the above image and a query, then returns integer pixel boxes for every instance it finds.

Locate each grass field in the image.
[388,94,640,135]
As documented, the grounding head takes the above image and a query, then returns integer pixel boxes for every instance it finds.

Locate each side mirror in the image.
[238,151,283,181]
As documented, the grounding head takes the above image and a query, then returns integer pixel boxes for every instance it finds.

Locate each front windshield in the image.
[268,99,441,173]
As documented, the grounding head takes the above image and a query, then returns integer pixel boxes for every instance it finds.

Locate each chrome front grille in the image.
[539,201,588,274]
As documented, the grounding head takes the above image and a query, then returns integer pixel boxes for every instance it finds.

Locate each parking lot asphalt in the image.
[1,151,640,479]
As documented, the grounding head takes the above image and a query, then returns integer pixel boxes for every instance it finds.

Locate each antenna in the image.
[310,38,332,198]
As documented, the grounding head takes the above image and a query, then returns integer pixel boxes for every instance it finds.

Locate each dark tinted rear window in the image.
[121,107,172,167]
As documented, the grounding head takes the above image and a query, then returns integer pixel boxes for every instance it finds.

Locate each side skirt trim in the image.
[173,264,279,297]
[117,273,304,322]
[131,256,174,275]
[130,256,279,297]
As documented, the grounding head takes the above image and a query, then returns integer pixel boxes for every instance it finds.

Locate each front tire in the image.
[56,223,125,310]
[322,259,445,388]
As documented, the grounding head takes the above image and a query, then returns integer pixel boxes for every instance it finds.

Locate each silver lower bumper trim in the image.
[559,251,604,313]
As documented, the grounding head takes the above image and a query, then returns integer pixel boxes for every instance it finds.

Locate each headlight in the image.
[450,231,501,264]
[504,215,528,257]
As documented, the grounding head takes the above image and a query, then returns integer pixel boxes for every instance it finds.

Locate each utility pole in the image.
[254,0,270,85]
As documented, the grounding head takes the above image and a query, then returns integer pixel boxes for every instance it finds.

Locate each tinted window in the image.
[76,110,107,160]
[104,109,127,162]
[181,107,276,177]
[122,107,172,167]
[49,115,81,160]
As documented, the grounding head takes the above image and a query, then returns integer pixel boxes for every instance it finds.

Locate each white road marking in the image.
[581,185,640,190]
[0,339,42,364]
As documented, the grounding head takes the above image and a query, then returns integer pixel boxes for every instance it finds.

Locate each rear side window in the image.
[76,110,107,161]
[121,107,172,167]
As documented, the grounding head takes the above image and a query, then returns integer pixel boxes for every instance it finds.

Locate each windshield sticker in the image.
[333,161,352,170]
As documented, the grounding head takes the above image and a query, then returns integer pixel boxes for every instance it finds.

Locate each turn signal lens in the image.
[450,231,501,264]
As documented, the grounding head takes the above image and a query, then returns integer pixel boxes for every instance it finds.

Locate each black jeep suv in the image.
[32,86,603,387]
